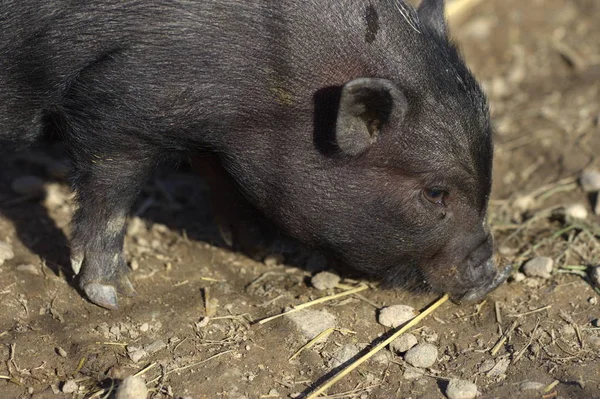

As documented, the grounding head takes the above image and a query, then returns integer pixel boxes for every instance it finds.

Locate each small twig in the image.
[544,380,560,393]
[556,269,587,277]
[134,362,158,378]
[495,302,502,325]
[491,321,518,356]
[255,284,369,325]
[74,357,87,374]
[507,305,552,318]
[513,319,540,363]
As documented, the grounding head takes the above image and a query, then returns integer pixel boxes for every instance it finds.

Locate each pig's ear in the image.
[335,78,407,156]
[417,0,447,39]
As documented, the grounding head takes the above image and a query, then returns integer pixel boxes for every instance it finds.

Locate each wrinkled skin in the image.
[0,0,509,309]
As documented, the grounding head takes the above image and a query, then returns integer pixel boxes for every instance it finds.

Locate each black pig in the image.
[0,0,510,309]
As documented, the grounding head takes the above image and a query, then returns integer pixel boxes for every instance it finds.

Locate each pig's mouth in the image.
[453,257,512,303]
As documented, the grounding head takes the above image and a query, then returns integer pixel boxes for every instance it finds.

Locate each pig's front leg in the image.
[69,150,155,309]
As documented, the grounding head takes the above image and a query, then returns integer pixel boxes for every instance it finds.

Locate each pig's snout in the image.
[455,255,512,303]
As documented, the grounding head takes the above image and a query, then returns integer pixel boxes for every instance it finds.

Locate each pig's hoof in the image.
[117,275,137,297]
[83,283,119,310]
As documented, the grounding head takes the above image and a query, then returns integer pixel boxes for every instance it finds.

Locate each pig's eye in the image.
[423,187,447,206]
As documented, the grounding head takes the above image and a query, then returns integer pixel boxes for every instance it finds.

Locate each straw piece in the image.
[256,284,369,325]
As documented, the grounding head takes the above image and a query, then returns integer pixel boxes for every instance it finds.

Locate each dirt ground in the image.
[1,0,600,398]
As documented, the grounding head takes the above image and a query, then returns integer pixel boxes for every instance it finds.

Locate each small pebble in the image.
[389,333,418,354]
[286,309,336,342]
[403,343,438,368]
[486,357,510,377]
[62,379,78,394]
[564,203,588,220]
[116,375,148,399]
[127,217,147,236]
[592,319,600,327]
[127,348,148,363]
[263,253,284,267]
[580,169,600,192]
[478,359,495,373]
[311,271,340,290]
[520,381,545,391]
[402,365,425,380]
[590,266,600,287]
[329,344,361,368]
[371,350,390,365]
[589,297,598,305]
[378,305,417,328]
[0,241,15,266]
[513,195,535,211]
[11,175,45,197]
[446,379,479,399]
[56,347,67,357]
[144,340,166,354]
[510,272,526,282]
[16,264,40,275]
[140,323,149,332]
[522,257,554,279]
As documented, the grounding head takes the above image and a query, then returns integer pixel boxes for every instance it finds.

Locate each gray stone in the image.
[389,333,418,354]
[510,272,526,282]
[311,271,340,290]
[402,365,425,380]
[62,380,78,394]
[116,375,148,399]
[329,344,361,368]
[564,203,588,220]
[522,257,554,279]
[144,340,166,354]
[285,309,336,342]
[404,343,437,368]
[446,379,478,399]
[580,169,600,192]
[486,357,510,377]
[378,305,417,328]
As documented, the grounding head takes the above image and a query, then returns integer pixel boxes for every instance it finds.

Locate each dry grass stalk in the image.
[256,284,369,325]
[289,328,356,361]
[305,294,450,399]
[491,320,518,356]
[507,305,551,318]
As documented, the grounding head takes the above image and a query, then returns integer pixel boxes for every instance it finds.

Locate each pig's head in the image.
[223,0,510,302]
